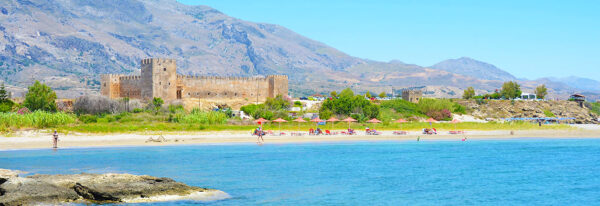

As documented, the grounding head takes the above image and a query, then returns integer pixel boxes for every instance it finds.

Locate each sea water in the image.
[1,139,600,205]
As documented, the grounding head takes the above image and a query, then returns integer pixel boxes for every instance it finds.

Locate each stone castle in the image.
[101,58,288,102]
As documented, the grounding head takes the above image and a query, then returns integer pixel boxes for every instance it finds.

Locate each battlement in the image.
[141,58,176,65]
[179,75,276,81]
[119,75,141,80]
[101,74,124,78]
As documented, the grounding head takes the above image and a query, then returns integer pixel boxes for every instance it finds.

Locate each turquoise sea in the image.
[2,139,600,205]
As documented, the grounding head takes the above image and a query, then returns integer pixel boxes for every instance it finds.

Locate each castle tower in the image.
[267,75,289,98]
[141,58,177,101]
[100,74,123,99]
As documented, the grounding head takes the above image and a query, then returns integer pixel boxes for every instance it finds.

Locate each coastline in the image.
[2,126,600,150]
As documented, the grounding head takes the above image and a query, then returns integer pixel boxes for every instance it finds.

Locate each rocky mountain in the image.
[0,0,588,99]
[430,57,517,81]
[548,76,600,92]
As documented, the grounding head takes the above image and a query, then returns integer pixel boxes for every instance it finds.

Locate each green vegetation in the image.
[543,109,556,117]
[172,109,228,124]
[241,95,291,120]
[0,111,76,132]
[379,99,424,118]
[0,83,15,113]
[535,85,548,99]
[319,88,379,121]
[416,98,465,121]
[23,81,57,112]
[463,87,475,99]
[501,81,522,99]
[587,102,600,115]
[378,92,387,98]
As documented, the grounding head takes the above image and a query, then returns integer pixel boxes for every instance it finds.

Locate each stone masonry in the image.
[101,58,288,102]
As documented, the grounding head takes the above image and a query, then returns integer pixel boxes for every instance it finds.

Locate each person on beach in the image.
[255,127,265,143]
[52,130,59,148]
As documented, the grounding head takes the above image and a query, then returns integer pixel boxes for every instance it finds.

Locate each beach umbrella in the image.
[293,117,307,131]
[326,117,339,130]
[311,117,325,128]
[451,119,461,131]
[272,118,287,134]
[394,118,407,130]
[366,118,382,123]
[254,118,270,129]
[425,118,437,128]
[342,117,357,129]
[366,118,382,130]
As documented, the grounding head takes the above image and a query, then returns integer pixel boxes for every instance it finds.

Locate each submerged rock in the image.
[0,169,228,205]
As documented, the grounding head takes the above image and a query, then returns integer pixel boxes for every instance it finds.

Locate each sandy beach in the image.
[1,125,599,150]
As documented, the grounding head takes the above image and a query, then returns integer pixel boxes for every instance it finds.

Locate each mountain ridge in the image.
[0,0,593,99]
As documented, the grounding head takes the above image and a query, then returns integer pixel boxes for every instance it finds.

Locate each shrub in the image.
[78,114,98,123]
[543,110,556,117]
[132,108,144,113]
[379,99,423,117]
[0,101,14,113]
[319,88,379,120]
[587,102,600,115]
[152,97,164,109]
[23,81,57,112]
[417,98,459,120]
[73,95,121,114]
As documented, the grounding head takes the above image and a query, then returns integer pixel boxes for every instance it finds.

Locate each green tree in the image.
[152,97,164,109]
[23,81,57,112]
[535,84,548,99]
[378,92,387,98]
[265,95,290,110]
[0,83,8,102]
[463,87,476,99]
[330,91,337,98]
[365,91,372,98]
[501,81,522,99]
[319,88,380,120]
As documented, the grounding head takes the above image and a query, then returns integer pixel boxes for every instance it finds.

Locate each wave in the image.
[122,190,231,203]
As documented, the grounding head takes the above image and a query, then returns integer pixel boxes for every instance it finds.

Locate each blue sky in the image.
[178,0,600,81]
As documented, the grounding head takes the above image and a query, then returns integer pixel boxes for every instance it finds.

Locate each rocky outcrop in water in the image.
[0,169,227,206]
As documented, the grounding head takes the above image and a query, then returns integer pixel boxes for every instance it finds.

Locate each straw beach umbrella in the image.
[311,117,325,128]
[254,118,270,130]
[326,117,339,130]
[292,117,307,131]
[366,118,382,130]
[425,118,437,129]
[394,118,407,130]
[272,118,287,134]
[451,119,461,131]
[342,117,357,129]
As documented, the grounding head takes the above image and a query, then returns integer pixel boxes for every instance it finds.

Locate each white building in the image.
[520,93,537,100]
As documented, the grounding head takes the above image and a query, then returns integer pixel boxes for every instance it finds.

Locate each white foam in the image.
[122,190,231,203]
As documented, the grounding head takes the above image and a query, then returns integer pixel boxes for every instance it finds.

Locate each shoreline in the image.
[2,127,600,150]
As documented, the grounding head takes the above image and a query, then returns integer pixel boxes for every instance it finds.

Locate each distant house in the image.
[520,93,537,100]
[570,94,586,107]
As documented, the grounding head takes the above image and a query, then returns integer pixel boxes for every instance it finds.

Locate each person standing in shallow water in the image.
[52,130,59,149]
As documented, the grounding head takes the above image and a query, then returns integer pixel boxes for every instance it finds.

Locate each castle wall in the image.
[180,76,271,101]
[119,76,143,99]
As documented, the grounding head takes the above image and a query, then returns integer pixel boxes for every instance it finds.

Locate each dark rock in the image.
[0,169,225,205]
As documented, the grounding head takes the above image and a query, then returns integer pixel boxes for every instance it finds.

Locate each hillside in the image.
[430,57,517,81]
[0,0,589,98]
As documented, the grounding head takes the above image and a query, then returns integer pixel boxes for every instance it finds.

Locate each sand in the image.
[1,125,600,150]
